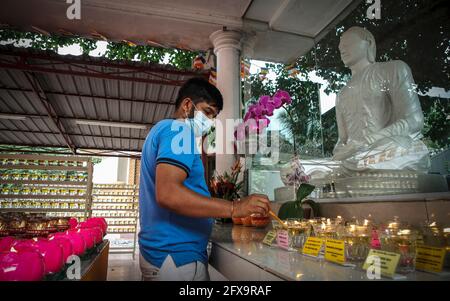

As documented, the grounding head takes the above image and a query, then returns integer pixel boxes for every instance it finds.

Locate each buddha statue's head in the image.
[339,26,376,68]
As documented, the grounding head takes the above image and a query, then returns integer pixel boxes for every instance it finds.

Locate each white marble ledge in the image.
[209,224,450,281]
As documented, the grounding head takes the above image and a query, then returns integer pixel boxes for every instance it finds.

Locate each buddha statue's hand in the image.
[332,140,367,161]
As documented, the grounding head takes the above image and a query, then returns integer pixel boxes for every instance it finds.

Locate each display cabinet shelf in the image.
[91,208,135,212]
[93,185,138,190]
[93,201,137,204]
[0,180,88,186]
[0,194,87,199]
[0,208,86,213]
[94,216,137,219]
[0,165,87,171]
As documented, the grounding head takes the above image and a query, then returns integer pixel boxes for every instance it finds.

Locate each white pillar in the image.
[210,30,242,175]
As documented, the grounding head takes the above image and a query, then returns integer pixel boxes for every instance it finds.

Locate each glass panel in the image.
[243,0,449,200]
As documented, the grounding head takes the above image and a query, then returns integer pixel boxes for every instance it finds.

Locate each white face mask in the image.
[186,103,215,137]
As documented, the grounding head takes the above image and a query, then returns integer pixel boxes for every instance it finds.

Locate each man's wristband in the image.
[231,198,240,218]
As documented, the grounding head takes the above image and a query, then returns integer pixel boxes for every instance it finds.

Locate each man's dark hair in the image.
[175,77,223,111]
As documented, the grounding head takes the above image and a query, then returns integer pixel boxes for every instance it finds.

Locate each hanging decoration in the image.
[90,30,108,41]
[31,26,50,36]
[193,54,206,70]
[240,59,251,79]
[204,49,215,70]
[259,67,268,81]
[209,67,217,86]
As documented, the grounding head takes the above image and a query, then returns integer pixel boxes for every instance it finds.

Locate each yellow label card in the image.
[276,230,290,250]
[302,237,323,257]
[362,249,401,278]
[415,245,446,273]
[262,230,277,246]
[325,239,346,264]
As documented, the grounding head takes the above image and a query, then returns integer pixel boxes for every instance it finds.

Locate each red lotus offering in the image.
[85,217,108,236]
[232,217,243,225]
[68,217,78,229]
[14,238,64,275]
[63,230,86,256]
[0,236,15,252]
[251,215,270,228]
[48,234,74,262]
[74,228,94,249]
[78,222,103,244]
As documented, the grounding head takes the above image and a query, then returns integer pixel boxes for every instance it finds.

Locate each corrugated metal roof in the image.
[0,46,209,156]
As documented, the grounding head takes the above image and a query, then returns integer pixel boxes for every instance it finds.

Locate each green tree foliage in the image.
[0,29,198,70]
[296,0,449,94]
[244,0,449,156]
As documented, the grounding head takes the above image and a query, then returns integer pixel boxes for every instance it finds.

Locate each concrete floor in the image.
[107,252,228,281]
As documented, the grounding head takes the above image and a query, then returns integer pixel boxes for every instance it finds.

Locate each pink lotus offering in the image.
[12,238,63,275]
[48,234,74,262]
[0,249,45,281]
[68,217,78,229]
[34,238,64,274]
[78,222,103,245]
[89,227,103,245]
[235,90,292,140]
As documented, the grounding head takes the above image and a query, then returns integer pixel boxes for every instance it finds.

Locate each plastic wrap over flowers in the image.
[280,156,311,187]
[235,90,292,140]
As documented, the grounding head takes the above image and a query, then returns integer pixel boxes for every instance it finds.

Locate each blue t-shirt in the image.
[138,119,213,268]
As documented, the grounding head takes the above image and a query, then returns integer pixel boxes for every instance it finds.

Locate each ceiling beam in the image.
[0,142,142,155]
[23,71,77,154]
[0,86,176,106]
[0,128,146,142]
[83,0,244,29]
[0,49,209,78]
[0,60,186,86]
[268,0,294,29]
[0,146,141,159]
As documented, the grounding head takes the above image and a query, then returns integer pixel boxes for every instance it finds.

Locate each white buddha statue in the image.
[332,26,430,172]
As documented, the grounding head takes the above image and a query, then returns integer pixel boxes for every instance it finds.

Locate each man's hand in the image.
[233,194,271,218]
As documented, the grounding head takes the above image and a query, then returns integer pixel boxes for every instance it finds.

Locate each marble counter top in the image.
[209,224,450,281]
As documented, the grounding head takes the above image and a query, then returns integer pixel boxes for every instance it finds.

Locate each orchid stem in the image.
[282,106,297,155]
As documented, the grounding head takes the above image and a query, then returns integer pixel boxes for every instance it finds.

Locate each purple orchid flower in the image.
[236,90,291,141]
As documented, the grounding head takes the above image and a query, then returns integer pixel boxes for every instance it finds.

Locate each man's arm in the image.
[332,96,352,160]
[365,61,424,145]
[155,163,271,218]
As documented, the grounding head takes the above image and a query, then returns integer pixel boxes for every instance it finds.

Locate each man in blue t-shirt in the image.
[139,78,271,281]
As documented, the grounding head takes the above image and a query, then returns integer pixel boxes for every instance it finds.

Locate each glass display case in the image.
[241,1,449,202]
